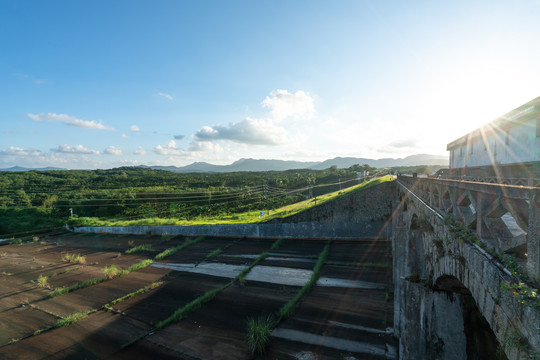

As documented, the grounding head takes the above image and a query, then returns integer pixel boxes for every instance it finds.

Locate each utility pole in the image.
[264,183,268,215]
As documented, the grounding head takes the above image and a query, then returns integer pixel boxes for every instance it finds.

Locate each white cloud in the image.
[387,138,419,149]
[153,140,184,156]
[174,134,185,140]
[27,113,114,130]
[114,159,145,166]
[50,144,99,154]
[134,146,147,155]
[188,141,224,153]
[158,92,174,101]
[0,146,43,156]
[130,125,140,132]
[104,146,123,156]
[121,133,128,139]
[261,89,315,122]
[193,117,288,146]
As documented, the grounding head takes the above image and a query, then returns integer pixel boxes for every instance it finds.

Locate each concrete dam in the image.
[75,178,540,359]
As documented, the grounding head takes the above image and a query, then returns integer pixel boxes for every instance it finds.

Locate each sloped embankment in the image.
[265,180,395,224]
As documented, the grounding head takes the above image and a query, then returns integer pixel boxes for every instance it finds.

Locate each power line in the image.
[0,177,360,209]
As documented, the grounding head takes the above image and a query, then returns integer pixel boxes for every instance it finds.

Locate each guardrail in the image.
[397,175,539,278]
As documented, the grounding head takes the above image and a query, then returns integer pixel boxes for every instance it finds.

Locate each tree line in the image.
[0,165,380,236]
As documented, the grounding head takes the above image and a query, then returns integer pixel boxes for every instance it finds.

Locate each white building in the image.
[447,97,540,179]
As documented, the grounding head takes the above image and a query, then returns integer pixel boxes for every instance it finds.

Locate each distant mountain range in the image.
[0,154,448,173]
[0,166,67,172]
[142,154,448,173]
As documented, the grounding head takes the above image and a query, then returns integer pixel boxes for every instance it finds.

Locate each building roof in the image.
[447,96,540,151]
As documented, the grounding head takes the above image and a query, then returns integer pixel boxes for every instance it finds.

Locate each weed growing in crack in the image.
[155,236,206,260]
[103,265,120,279]
[125,244,153,254]
[37,275,49,288]
[62,253,86,264]
[246,315,274,357]
[277,241,330,324]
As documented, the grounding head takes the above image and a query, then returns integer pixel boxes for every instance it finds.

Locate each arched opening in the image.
[434,275,507,360]
[410,213,434,232]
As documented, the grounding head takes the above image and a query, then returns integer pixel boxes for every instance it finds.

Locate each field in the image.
[0,232,395,359]
[71,175,394,228]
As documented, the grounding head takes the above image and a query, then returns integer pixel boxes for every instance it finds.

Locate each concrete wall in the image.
[394,184,540,360]
[267,181,394,224]
[74,220,389,239]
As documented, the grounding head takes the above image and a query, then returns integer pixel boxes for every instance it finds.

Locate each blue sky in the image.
[1,0,539,169]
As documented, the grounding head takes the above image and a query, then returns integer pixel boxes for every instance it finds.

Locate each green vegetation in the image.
[200,237,244,264]
[444,213,539,311]
[156,237,284,332]
[103,265,121,279]
[0,165,395,237]
[34,311,93,336]
[155,236,205,260]
[156,283,229,330]
[73,175,394,227]
[202,248,222,262]
[62,253,86,264]
[271,237,285,250]
[238,252,269,284]
[242,240,331,355]
[125,244,154,254]
[49,259,153,298]
[501,281,540,311]
[277,241,330,324]
[35,281,164,336]
[36,275,49,288]
[105,281,163,309]
[246,315,274,357]
[237,238,285,283]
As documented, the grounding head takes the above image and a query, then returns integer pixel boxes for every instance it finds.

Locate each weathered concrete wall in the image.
[394,183,540,360]
[74,220,389,239]
[267,181,394,224]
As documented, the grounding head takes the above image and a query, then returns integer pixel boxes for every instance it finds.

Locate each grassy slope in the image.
[73,175,394,227]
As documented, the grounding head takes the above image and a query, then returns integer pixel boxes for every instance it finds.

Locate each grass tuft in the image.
[103,265,120,279]
[246,315,274,357]
[62,253,86,264]
[37,274,49,288]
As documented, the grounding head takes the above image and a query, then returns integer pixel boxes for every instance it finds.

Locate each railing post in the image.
[438,184,444,210]
[527,190,540,278]
[476,192,484,240]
